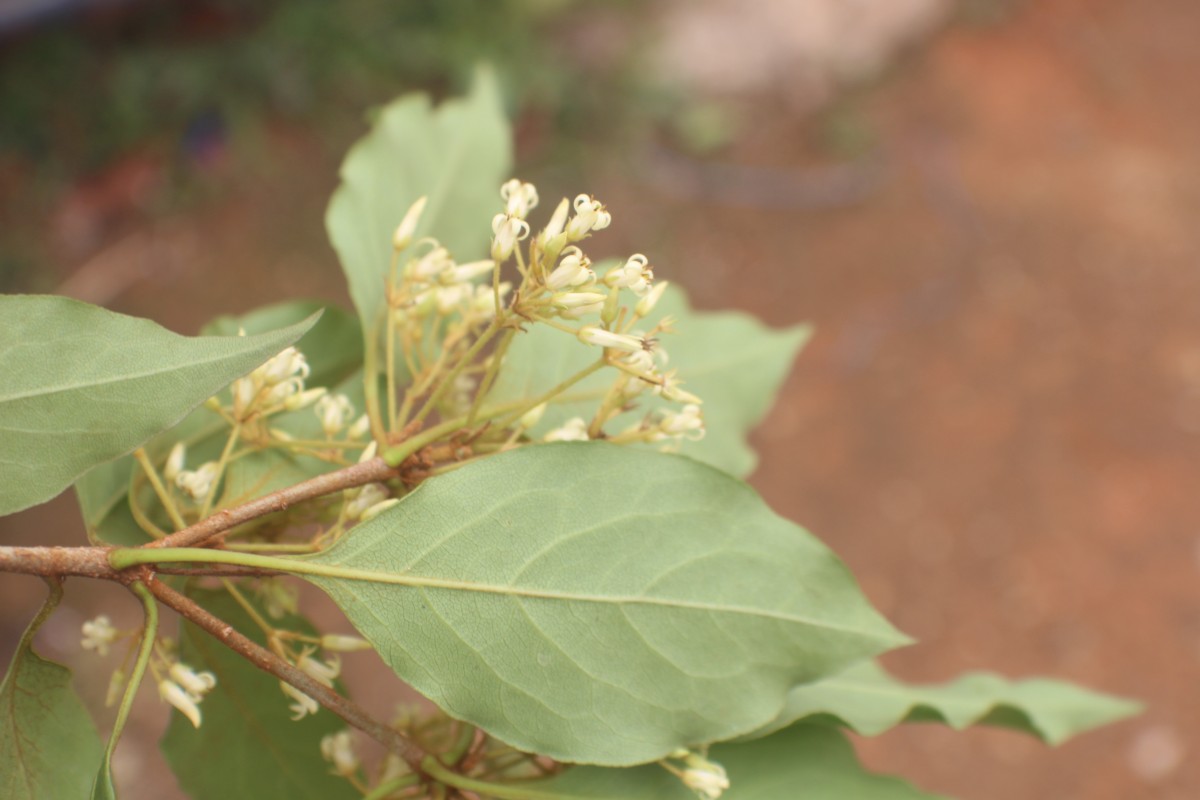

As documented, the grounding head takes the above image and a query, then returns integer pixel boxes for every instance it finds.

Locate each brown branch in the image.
[148,457,400,550]
[0,546,120,579]
[145,577,429,772]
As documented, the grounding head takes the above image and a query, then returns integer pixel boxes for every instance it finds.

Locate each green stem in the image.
[98,583,158,790]
[469,329,515,426]
[361,773,422,800]
[421,757,569,800]
[410,320,502,427]
[493,359,607,431]
[199,425,241,521]
[363,323,388,443]
[134,448,187,531]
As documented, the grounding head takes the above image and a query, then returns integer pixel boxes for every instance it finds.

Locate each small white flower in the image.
[282,386,326,411]
[81,615,118,656]
[346,483,389,520]
[636,280,669,316]
[544,417,590,442]
[359,498,400,522]
[545,246,595,290]
[281,680,320,721]
[315,394,355,437]
[577,326,646,353]
[491,213,531,262]
[320,730,361,778]
[160,679,203,728]
[434,284,468,314]
[176,461,221,501]
[347,414,371,440]
[257,346,311,386]
[392,196,427,251]
[519,403,547,429]
[500,179,539,219]
[163,443,186,482]
[169,662,217,699]
[566,194,612,241]
[656,372,703,405]
[445,259,496,284]
[554,291,608,320]
[297,648,341,687]
[471,282,511,317]
[232,375,258,412]
[407,244,454,283]
[603,254,654,296]
[681,763,729,800]
[320,634,373,652]
[659,404,705,441]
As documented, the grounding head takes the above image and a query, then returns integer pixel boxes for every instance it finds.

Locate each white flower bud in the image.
[315,394,355,437]
[636,280,669,316]
[543,417,590,442]
[320,730,361,778]
[577,326,645,353]
[407,245,454,282]
[347,414,371,440]
[169,662,217,698]
[519,403,547,429]
[160,679,203,728]
[346,483,389,520]
[500,179,539,219]
[681,762,729,800]
[176,462,221,501]
[359,498,400,522]
[393,196,427,251]
[163,443,186,482]
[540,197,570,243]
[283,386,327,411]
[357,440,378,464]
[659,404,705,441]
[446,259,496,284]
[297,648,341,687]
[319,634,373,653]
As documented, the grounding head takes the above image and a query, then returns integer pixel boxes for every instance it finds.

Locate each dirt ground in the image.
[2,1,1197,798]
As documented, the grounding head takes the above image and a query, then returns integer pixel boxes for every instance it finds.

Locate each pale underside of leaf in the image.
[0,294,318,515]
[304,443,906,766]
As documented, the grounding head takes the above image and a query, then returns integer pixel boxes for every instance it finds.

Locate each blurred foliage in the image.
[0,0,641,176]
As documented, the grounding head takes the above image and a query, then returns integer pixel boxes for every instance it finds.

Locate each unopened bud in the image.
[392,196,427,251]
[519,403,547,429]
[636,280,669,317]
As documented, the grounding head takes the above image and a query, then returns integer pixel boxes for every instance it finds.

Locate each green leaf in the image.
[303,443,907,766]
[0,294,319,516]
[522,724,943,799]
[161,588,356,800]
[326,68,512,336]
[74,301,363,544]
[0,582,104,800]
[743,659,1142,745]
[201,300,363,390]
[486,285,810,477]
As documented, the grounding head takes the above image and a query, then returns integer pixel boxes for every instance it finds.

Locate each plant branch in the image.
[144,577,429,772]
[145,457,400,550]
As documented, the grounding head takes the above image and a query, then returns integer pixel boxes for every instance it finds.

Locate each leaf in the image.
[521,724,943,799]
[74,301,362,544]
[326,68,512,337]
[0,294,319,516]
[0,582,104,800]
[161,588,356,800]
[742,659,1142,745]
[486,285,811,477]
[303,443,907,766]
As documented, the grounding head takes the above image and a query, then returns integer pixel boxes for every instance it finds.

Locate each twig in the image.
[146,457,400,550]
[145,577,429,773]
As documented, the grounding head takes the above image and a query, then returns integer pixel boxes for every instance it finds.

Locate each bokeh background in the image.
[1,1,1197,797]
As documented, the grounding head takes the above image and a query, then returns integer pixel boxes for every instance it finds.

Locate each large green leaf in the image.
[74,300,362,544]
[486,286,810,478]
[0,294,318,516]
[521,724,942,799]
[743,659,1141,745]
[161,588,356,800]
[326,69,512,335]
[303,443,907,766]
[0,582,104,800]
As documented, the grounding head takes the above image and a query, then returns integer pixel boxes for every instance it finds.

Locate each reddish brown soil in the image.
[2,1,1196,798]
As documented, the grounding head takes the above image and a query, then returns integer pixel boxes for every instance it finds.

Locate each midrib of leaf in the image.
[135,548,891,640]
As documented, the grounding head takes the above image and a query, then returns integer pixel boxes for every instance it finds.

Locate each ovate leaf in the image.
[161,588,355,800]
[522,724,943,799]
[0,582,104,800]
[743,659,1141,744]
[326,69,511,336]
[487,285,810,477]
[303,443,907,765]
[0,294,318,515]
